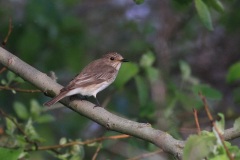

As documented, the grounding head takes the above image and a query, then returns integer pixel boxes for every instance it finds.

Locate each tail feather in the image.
[44,91,67,107]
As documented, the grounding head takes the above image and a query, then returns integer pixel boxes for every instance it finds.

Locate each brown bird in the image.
[44,52,128,107]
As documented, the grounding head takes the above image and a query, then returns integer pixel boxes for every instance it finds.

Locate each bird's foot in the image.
[69,95,80,103]
[82,96,88,101]
[93,105,103,109]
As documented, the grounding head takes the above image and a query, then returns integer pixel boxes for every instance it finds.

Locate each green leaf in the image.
[1,79,7,85]
[215,113,225,134]
[133,0,145,5]
[208,0,224,13]
[209,154,229,160]
[145,66,159,82]
[195,0,214,31]
[140,52,155,67]
[16,135,28,146]
[0,148,23,160]
[36,114,55,123]
[18,152,30,159]
[225,141,240,159]
[192,84,223,100]
[6,71,15,83]
[24,118,37,139]
[113,63,139,88]
[13,102,29,120]
[135,76,148,107]
[5,117,16,135]
[183,135,216,160]
[59,137,67,145]
[213,113,225,145]
[30,99,41,119]
[234,117,240,131]
[233,87,240,104]
[24,118,45,142]
[226,62,240,83]
[201,130,215,137]
[179,60,191,81]
[14,77,25,83]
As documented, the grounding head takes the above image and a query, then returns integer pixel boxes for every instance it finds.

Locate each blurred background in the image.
[0,0,240,159]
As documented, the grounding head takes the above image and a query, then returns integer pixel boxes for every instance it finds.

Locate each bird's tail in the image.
[44,91,68,107]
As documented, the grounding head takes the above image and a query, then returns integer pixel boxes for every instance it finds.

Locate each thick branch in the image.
[1,47,240,158]
[0,47,184,159]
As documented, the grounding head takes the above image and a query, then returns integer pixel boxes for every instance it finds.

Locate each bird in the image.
[44,52,129,107]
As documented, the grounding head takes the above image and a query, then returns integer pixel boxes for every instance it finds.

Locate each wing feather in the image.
[60,60,117,92]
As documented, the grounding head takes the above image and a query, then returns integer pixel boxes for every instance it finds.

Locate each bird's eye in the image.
[110,57,114,60]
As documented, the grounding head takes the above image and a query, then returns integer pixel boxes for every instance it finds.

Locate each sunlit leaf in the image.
[179,60,191,81]
[140,52,155,67]
[0,148,23,160]
[234,117,240,131]
[145,66,159,82]
[24,118,38,139]
[226,62,240,83]
[1,79,7,85]
[6,71,15,83]
[30,99,41,119]
[208,154,229,160]
[195,0,214,30]
[60,137,67,145]
[213,113,225,145]
[36,114,55,123]
[183,135,216,160]
[5,117,16,135]
[11,90,16,94]
[18,152,30,159]
[13,102,29,120]
[225,141,240,159]
[16,135,28,146]
[214,113,225,134]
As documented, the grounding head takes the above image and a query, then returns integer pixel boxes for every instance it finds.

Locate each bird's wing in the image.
[60,63,117,92]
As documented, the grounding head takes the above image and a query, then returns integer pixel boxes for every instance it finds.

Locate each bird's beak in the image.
[121,59,129,62]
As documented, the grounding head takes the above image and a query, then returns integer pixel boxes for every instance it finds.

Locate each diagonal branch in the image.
[0,86,41,93]
[199,92,234,160]
[1,47,240,159]
[0,108,38,150]
[25,134,131,151]
[0,47,185,159]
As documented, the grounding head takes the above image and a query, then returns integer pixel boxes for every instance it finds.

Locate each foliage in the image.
[0,0,240,159]
[184,114,240,160]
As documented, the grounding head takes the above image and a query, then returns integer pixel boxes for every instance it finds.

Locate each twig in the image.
[179,128,199,134]
[0,18,13,74]
[92,141,102,160]
[25,134,131,151]
[126,149,163,160]
[0,46,187,159]
[199,92,234,160]
[0,67,6,74]
[193,107,201,135]
[1,18,14,47]
[0,86,41,93]
[0,108,38,150]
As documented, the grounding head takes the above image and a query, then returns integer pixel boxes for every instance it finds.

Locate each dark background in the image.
[0,0,240,159]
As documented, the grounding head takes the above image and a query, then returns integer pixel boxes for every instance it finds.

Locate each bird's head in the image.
[102,52,128,70]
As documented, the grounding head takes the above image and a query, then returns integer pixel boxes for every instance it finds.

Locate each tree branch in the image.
[1,47,240,159]
[0,47,185,159]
